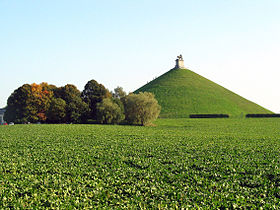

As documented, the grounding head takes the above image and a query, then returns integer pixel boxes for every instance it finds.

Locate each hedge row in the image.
[189,114,229,118]
[246,114,280,118]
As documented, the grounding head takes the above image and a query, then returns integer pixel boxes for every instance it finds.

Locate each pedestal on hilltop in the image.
[175,54,186,69]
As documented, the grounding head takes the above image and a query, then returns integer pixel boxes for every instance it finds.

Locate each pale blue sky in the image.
[1,0,280,112]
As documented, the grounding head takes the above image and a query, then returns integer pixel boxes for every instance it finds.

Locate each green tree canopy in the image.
[54,84,81,102]
[81,80,111,121]
[53,84,89,123]
[4,83,54,123]
[46,98,67,123]
[112,86,126,99]
[5,84,32,123]
[96,98,125,124]
[123,92,161,126]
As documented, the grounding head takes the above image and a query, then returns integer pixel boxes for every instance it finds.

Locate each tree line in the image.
[4,80,161,126]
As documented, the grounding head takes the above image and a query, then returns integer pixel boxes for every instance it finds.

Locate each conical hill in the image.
[135,68,272,118]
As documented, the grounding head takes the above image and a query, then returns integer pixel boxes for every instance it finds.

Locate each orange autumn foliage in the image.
[30,83,54,122]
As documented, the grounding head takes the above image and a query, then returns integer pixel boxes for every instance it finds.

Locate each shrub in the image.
[190,114,229,118]
[246,114,280,118]
[123,92,161,126]
[96,98,124,124]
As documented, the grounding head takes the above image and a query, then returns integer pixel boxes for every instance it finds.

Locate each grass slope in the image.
[135,68,272,117]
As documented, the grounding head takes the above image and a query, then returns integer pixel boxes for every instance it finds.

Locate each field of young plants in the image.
[0,118,280,208]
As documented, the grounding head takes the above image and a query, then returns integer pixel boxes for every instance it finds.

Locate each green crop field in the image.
[0,119,280,208]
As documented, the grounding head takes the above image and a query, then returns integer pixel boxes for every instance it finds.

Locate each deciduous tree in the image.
[30,83,53,122]
[112,86,126,99]
[96,98,124,124]
[46,98,66,123]
[123,92,161,126]
[81,80,111,121]
[4,83,54,123]
[54,84,89,123]
[5,84,32,123]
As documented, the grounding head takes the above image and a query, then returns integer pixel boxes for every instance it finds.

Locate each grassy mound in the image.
[135,68,272,117]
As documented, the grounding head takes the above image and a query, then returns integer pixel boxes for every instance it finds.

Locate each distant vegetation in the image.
[4,81,160,126]
[1,118,280,208]
[4,67,275,123]
[135,68,272,118]
[246,114,280,118]
[122,92,161,126]
[189,114,229,118]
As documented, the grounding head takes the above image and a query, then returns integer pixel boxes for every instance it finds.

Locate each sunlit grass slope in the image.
[135,68,272,117]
